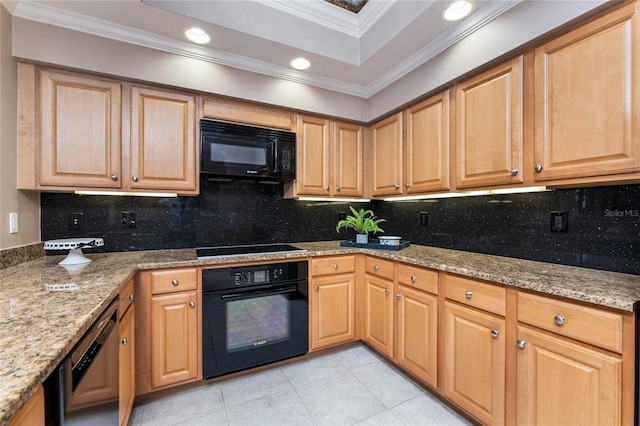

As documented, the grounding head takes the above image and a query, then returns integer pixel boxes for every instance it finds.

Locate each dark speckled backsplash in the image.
[41,180,639,275]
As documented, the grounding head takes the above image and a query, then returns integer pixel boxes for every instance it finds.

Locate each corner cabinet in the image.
[309,256,357,351]
[371,113,403,197]
[533,1,640,184]
[363,257,395,357]
[17,64,199,195]
[455,56,524,189]
[118,279,135,426]
[135,268,200,395]
[287,114,364,198]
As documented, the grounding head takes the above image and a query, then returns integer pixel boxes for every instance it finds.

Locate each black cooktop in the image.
[196,243,305,259]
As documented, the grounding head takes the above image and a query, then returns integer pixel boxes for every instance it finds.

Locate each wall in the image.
[40,182,639,275]
[0,4,39,249]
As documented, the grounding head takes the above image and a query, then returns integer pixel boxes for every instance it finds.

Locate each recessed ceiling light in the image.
[184,27,210,44]
[291,57,311,70]
[442,0,475,22]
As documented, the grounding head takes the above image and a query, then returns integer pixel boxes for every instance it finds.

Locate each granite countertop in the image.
[1,241,639,424]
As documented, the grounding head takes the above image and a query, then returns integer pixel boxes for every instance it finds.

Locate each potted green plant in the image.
[336,206,385,244]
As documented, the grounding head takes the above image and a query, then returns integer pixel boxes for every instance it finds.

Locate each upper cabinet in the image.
[17,64,199,195]
[371,112,403,197]
[455,56,524,189]
[533,1,640,184]
[285,114,364,198]
[201,97,294,131]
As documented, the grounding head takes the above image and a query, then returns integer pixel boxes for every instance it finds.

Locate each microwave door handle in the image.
[272,139,280,173]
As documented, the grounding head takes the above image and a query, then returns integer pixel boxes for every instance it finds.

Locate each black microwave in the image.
[200,119,296,181]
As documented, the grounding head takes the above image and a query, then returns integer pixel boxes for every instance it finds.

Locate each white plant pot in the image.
[356,234,368,244]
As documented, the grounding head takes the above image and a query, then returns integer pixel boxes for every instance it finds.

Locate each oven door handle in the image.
[221,285,298,301]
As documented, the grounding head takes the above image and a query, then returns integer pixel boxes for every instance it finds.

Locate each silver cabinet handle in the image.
[374,265,379,271]
[172,279,179,286]
[511,168,518,176]
[132,175,139,182]
[189,301,196,308]
[126,294,134,301]
[465,291,473,299]
[333,264,338,270]
[534,164,543,173]
[119,337,128,345]
[395,184,400,189]
[395,293,401,299]
[325,186,330,191]
[410,275,417,282]
[385,288,390,295]
[491,330,500,338]
[554,315,566,326]
[111,174,118,181]
[405,183,410,188]
[314,285,319,291]
[517,340,526,349]
[336,186,341,192]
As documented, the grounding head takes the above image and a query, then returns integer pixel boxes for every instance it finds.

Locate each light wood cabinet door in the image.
[333,121,364,197]
[533,2,640,182]
[8,386,44,426]
[455,56,523,189]
[150,291,199,389]
[364,274,394,357]
[38,69,121,188]
[516,326,622,426]
[310,272,356,350]
[129,86,197,192]
[295,114,331,196]
[119,304,135,426]
[405,90,451,193]
[371,112,403,197]
[395,284,438,388]
[444,301,505,425]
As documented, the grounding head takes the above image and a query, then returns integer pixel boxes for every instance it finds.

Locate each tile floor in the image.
[129,344,474,426]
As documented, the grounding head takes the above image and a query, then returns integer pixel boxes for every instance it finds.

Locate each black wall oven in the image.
[201,260,308,379]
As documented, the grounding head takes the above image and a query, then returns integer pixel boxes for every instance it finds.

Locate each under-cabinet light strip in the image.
[383,186,549,201]
[74,190,178,197]
[297,197,371,202]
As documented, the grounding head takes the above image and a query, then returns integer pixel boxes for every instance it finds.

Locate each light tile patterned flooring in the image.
[129,344,474,426]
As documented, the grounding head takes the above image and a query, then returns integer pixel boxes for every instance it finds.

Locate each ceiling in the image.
[7,0,522,98]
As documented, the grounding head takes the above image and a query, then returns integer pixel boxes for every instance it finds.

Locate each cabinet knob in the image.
[336,186,341,192]
[111,174,118,181]
[132,175,139,182]
[314,285,319,291]
[126,294,134,301]
[517,340,526,349]
[119,337,128,346]
[511,168,518,176]
[465,291,473,299]
[491,330,500,339]
[395,293,401,299]
[554,315,566,326]
[333,264,338,270]
[189,301,196,308]
[535,164,543,173]
[395,184,400,189]
[410,275,417,282]
[172,279,179,286]
[374,265,379,271]
[385,288,390,295]
[325,186,330,191]
[405,183,410,188]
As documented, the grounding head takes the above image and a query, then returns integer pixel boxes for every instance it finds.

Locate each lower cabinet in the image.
[8,386,44,426]
[135,268,200,395]
[363,272,394,358]
[443,301,506,425]
[516,326,622,425]
[118,302,135,426]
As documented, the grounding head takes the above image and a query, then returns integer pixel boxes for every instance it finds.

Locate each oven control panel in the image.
[202,261,308,292]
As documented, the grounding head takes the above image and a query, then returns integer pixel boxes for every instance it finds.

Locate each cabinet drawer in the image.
[312,255,356,276]
[518,292,623,353]
[119,278,135,318]
[151,268,197,294]
[365,257,394,281]
[444,274,505,316]
[397,263,438,295]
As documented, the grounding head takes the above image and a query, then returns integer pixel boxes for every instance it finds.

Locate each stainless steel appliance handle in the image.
[221,285,298,301]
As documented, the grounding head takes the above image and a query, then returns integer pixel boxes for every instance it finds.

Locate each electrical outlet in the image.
[550,211,568,233]
[68,213,83,230]
[122,212,136,228]
[420,211,428,226]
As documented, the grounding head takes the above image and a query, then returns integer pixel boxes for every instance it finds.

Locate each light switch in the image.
[9,213,18,234]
